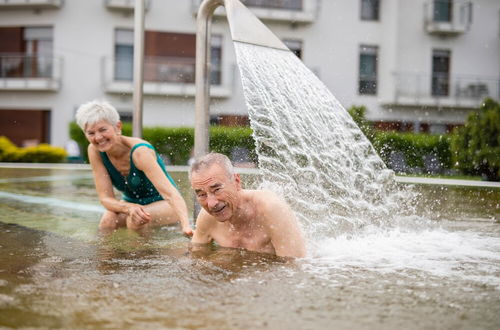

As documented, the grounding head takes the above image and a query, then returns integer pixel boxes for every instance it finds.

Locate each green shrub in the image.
[347,105,452,173]
[347,105,374,141]
[210,126,257,162]
[0,136,67,163]
[144,127,194,165]
[372,131,452,171]
[69,122,257,165]
[451,98,500,181]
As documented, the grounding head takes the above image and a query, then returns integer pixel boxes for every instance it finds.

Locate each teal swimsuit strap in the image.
[130,143,154,155]
[129,143,155,166]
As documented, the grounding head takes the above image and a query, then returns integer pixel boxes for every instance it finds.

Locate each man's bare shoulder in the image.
[245,189,285,209]
[195,209,219,230]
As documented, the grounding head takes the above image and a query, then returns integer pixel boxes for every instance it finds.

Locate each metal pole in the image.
[194,0,287,159]
[194,0,224,158]
[132,0,145,138]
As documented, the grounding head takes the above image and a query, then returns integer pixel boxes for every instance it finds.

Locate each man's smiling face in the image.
[191,163,241,222]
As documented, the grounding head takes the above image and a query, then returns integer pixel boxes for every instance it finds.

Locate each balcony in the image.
[191,0,318,24]
[102,56,233,98]
[389,72,499,108]
[0,54,62,91]
[424,0,472,35]
[0,0,63,9]
[104,0,151,12]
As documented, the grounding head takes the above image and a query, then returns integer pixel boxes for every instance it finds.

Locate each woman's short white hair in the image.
[75,100,120,130]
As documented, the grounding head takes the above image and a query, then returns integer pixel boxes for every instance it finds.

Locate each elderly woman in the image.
[76,100,193,236]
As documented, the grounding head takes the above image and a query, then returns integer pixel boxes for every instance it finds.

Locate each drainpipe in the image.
[194,0,224,158]
[132,0,145,138]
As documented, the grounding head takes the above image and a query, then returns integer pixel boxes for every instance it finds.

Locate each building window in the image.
[358,45,378,95]
[24,27,53,78]
[433,0,452,22]
[114,29,222,85]
[241,0,302,11]
[210,35,222,85]
[114,29,134,81]
[0,26,53,78]
[283,39,302,58]
[431,49,450,96]
[361,0,380,21]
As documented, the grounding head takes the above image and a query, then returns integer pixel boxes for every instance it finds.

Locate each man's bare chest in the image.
[212,226,274,254]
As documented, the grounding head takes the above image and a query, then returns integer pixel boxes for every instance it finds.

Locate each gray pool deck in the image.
[0,162,499,189]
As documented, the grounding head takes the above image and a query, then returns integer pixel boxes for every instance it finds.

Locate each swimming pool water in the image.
[0,167,499,329]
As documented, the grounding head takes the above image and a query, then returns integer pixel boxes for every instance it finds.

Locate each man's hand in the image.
[182,225,194,237]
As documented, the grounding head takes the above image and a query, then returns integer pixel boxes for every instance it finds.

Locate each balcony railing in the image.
[0,0,63,9]
[102,56,232,98]
[392,72,499,107]
[424,0,472,35]
[0,54,62,90]
[104,0,151,12]
[241,0,302,11]
[191,0,317,24]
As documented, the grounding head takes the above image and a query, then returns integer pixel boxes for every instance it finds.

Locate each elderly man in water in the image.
[190,153,306,258]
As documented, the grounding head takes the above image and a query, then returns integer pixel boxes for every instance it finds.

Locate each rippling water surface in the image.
[0,168,499,329]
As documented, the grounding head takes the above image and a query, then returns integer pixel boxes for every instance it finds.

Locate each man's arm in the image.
[191,210,214,245]
[262,191,306,258]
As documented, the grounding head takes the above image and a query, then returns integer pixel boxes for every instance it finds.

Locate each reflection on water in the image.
[0,168,499,329]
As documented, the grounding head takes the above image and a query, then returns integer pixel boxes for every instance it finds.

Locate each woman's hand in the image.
[127,204,152,226]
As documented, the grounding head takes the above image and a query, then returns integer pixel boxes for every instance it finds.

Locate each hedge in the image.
[69,122,257,165]
[372,131,452,171]
[0,136,67,163]
[450,98,499,180]
[347,106,452,173]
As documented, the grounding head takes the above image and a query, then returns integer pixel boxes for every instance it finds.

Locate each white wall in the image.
[0,0,498,147]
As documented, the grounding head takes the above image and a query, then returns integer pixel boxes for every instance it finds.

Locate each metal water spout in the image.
[194,0,289,158]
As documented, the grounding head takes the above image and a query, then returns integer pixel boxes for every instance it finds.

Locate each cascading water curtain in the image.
[234,42,414,238]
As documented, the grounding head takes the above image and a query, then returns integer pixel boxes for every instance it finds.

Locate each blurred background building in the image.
[0,0,498,147]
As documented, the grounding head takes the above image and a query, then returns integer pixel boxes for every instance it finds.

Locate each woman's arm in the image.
[88,145,151,223]
[133,147,192,236]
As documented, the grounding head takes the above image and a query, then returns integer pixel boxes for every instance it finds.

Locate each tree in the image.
[451,98,500,181]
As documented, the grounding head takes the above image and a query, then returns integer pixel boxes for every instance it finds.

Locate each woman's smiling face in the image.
[84,120,121,152]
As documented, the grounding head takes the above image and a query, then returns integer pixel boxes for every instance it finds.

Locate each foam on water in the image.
[306,223,500,287]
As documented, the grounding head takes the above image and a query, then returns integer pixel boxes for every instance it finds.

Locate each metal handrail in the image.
[0,53,57,79]
[241,0,302,11]
[393,72,499,101]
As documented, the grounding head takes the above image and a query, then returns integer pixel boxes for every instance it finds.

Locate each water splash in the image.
[234,42,415,238]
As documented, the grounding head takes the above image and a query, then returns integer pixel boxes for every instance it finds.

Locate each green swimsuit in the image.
[100,143,177,205]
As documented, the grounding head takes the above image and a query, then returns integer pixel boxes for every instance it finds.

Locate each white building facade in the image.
[0,0,498,147]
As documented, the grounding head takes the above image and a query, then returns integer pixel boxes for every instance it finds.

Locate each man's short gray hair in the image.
[189,152,234,180]
[75,100,120,130]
